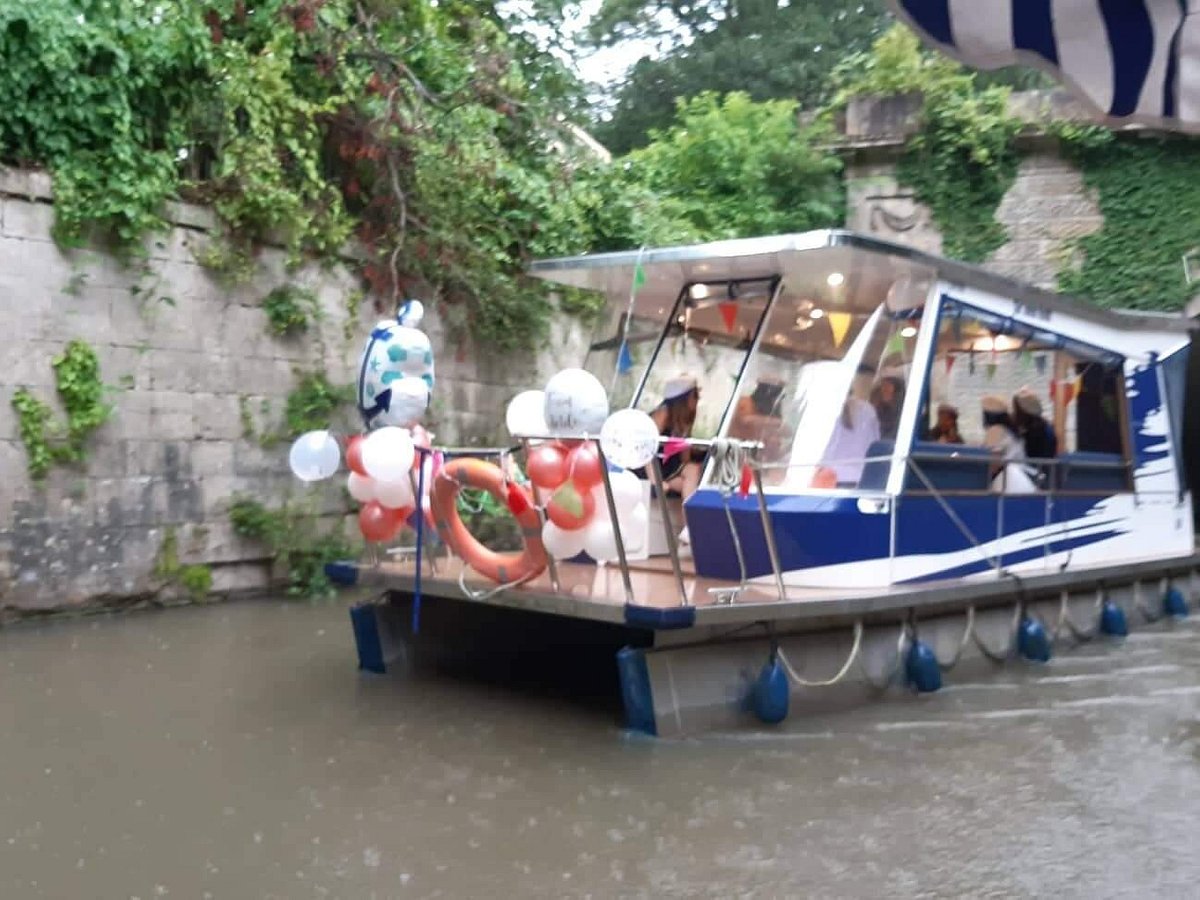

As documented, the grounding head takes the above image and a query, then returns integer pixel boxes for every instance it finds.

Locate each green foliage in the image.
[11,340,113,480]
[1057,134,1200,310]
[832,26,1021,262]
[153,526,214,600]
[590,0,891,155]
[229,496,353,599]
[283,372,350,438]
[262,284,317,336]
[620,93,843,241]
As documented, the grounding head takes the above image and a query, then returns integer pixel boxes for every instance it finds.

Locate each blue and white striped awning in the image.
[889,0,1200,133]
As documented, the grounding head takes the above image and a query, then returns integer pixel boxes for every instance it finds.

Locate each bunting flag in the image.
[969,351,977,375]
[945,353,956,374]
[986,361,998,381]
[631,260,646,293]
[718,301,738,334]
[951,313,964,344]
[738,463,753,498]
[617,341,633,375]
[1019,345,1033,368]
[1050,379,1058,401]
[888,0,1200,135]
[827,311,853,349]
[1035,354,1048,376]
[883,329,907,359]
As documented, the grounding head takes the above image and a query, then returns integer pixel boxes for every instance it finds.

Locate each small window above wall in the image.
[915,298,1131,493]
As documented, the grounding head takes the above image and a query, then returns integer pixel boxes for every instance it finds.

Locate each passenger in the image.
[1012,387,1057,485]
[981,395,1036,494]
[728,377,785,460]
[929,402,964,444]
[822,364,881,486]
[648,374,705,500]
[871,375,906,441]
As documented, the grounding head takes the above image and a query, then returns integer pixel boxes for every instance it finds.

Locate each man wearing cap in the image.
[1012,387,1057,485]
[649,374,704,496]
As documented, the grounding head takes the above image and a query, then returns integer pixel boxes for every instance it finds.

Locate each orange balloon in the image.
[527,443,568,491]
[358,500,406,542]
[346,435,368,476]
[566,442,604,490]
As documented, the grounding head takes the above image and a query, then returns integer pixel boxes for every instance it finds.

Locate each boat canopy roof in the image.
[529,230,1195,337]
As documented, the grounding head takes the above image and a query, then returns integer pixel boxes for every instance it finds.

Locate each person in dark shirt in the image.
[929,402,964,444]
[870,376,906,441]
[1012,387,1057,484]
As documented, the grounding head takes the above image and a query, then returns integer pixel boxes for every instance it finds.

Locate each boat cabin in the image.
[530,231,1195,589]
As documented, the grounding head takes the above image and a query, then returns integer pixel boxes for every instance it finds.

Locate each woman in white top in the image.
[981,395,1037,494]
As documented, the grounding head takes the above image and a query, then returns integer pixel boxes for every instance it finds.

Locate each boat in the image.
[331,230,1200,736]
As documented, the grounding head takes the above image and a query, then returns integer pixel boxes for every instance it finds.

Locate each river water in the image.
[4,598,1200,899]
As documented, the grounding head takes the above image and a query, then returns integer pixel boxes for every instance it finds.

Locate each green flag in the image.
[631,262,646,294]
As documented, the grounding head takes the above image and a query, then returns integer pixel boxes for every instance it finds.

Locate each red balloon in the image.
[526,443,568,491]
[566,443,604,490]
[346,435,368,476]
[547,484,595,531]
[358,501,406,542]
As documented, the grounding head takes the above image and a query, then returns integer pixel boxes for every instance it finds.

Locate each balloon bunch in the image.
[505,367,664,564]
[344,426,438,543]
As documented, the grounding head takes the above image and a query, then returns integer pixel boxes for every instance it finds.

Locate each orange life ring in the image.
[430,457,548,584]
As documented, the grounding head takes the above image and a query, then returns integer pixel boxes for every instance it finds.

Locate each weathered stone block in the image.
[211,561,272,593]
[1,199,56,241]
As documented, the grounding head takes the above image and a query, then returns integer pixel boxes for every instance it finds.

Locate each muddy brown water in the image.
[4,597,1200,898]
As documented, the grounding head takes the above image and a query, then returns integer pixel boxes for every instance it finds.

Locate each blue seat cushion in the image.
[1056,451,1127,493]
[905,442,993,492]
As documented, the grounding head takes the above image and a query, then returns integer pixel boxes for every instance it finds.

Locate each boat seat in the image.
[905,442,992,492]
[1055,451,1128,493]
[856,441,894,490]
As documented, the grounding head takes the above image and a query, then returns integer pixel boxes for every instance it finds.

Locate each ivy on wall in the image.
[831,26,1021,263]
[11,340,113,480]
[1057,133,1200,310]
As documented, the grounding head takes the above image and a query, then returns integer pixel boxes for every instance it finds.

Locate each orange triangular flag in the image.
[827,311,852,349]
[718,302,738,334]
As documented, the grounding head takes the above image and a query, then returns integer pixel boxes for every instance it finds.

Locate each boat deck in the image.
[338,541,1200,631]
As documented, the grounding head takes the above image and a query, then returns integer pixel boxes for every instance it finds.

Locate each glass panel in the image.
[727,259,933,492]
[918,299,1130,493]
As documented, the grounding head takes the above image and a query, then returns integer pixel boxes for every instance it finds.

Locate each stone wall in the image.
[0,168,594,615]
[839,90,1106,291]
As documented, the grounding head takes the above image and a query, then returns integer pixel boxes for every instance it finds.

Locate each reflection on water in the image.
[3,599,1200,898]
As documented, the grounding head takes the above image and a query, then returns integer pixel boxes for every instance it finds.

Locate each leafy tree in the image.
[591,0,892,153]
[618,92,843,240]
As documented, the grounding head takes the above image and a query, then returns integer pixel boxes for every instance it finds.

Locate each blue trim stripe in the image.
[900,0,953,45]
[1012,0,1058,64]
[1100,0,1155,116]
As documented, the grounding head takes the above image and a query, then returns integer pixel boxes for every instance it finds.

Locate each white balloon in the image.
[542,521,589,560]
[506,390,548,438]
[375,476,415,510]
[600,408,660,470]
[581,517,620,563]
[397,298,424,328]
[544,369,609,437]
[288,430,340,482]
[347,472,377,503]
[624,503,649,555]
[387,376,430,426]
[589,472,643,524]
[361,427,415,482]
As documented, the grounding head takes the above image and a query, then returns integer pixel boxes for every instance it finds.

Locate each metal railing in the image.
[396,435,1186,611]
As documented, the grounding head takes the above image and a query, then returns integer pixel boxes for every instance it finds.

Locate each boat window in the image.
[914,299,1131,493]
[724,264,933,491]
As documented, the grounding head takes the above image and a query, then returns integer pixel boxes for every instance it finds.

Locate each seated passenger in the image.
[1012,387,1057,485]
[929,402,964,444]
[981,395,1037,494]
[871,375,906,441]
[822,365,881,486]
[647,375,705,499]
[728,377,785,461]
